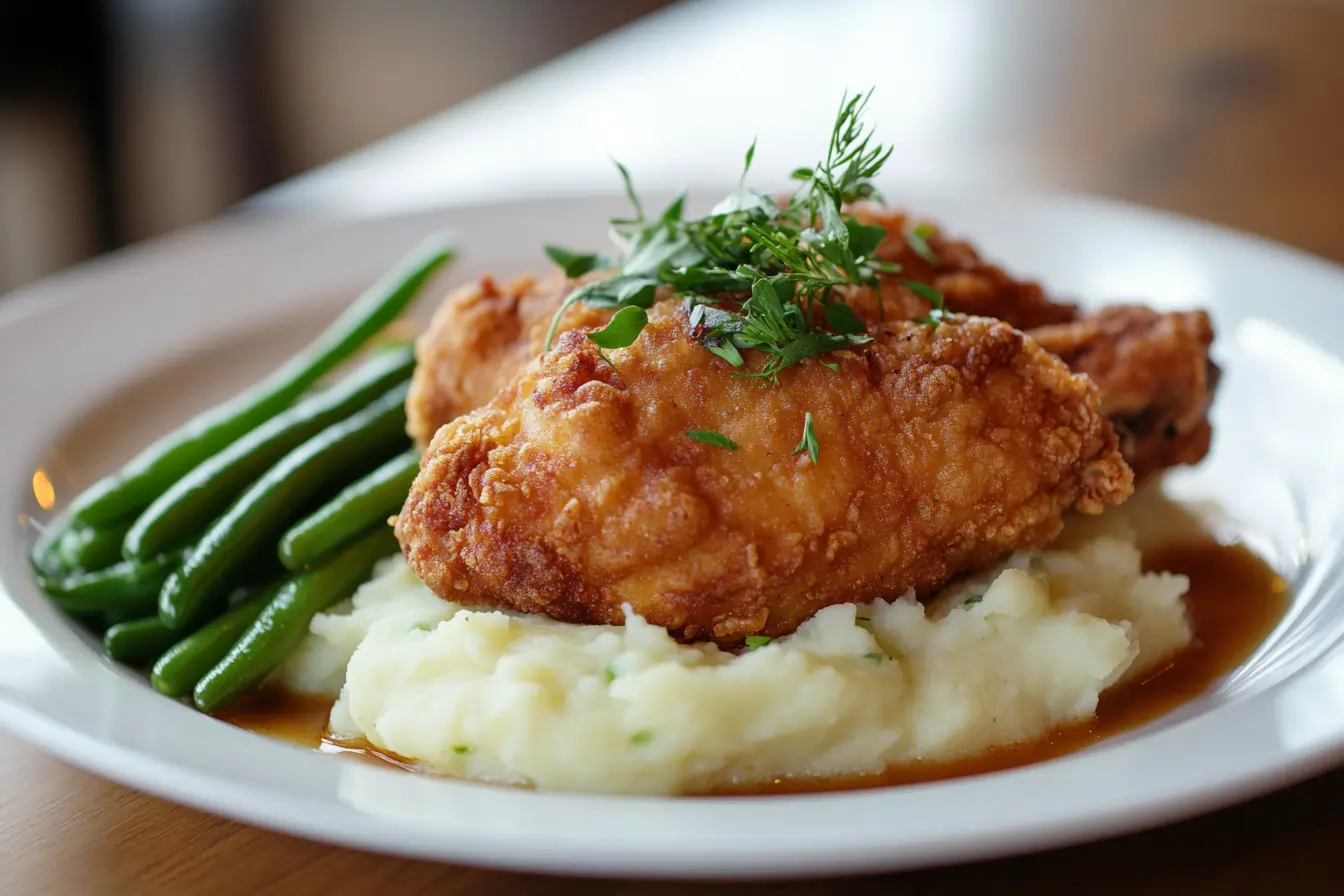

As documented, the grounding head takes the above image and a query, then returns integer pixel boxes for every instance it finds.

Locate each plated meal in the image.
[24,91,1288,797]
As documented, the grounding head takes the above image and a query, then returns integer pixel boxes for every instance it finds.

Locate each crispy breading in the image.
[396,302,1132,644]
[405,206,1079,443]
[405,272,613,445]
[1029,306,1217,482]
[404,208,1216,481]
[851,205,1079,330]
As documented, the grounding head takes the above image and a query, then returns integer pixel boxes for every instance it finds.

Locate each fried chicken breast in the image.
[405,205,1079,445]
[396,302,1132,644]
[405,206,1216,480]
[1029,306,1218,482]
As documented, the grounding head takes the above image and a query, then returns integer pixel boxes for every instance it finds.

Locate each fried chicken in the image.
[1028,306,1218,483]
[851,205,1079,330]
[404,207,1217,481]
[406,272,614,444]
[405,205,1079,445]
[396,302,1132,645]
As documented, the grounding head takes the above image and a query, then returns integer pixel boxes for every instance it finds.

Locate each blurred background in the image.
[2,0,1342,295]
[0,0,673,292]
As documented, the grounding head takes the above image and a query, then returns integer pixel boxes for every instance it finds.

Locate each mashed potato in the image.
[278,520,1191,795]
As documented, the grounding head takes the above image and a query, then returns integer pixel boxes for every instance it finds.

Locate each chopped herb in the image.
[719,279,861,385]
[613,158,644,223]
[630,729,654,746]
[659,190,687,226]
[906,279,948,326]
[745,635,772,650]
[685,429,738,450]
[863,651,888,665]
[854,614,873,632]
[792,411,819,465]
[824,301,866,336]
[415,619,437,632]
[543,89,944,375]
[603,664,617,683]
[544,245,613,279]
[587,305,649,350]
[904,221,940,266]
[963,594,984,607]
[706,340,745,367]
[846,220,888,262]
[452,745,472,755]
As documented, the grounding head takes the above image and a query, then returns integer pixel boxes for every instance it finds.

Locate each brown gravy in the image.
[220,540,1289,793]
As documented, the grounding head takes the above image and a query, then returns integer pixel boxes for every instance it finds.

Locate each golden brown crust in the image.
[405,206,1081,442]
[396,302,1132,645]
[850,205,1080,330]
[405,272,611,445]
[1029,306,1217,482]
[404,207,1215,484]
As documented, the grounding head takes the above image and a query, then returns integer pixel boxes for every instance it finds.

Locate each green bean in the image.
[371,336,414,354]
[69,236,452,526]
[39,551,182,617]
[28,516,72,578]
[123,345,415,561]
[159,382,410,629]
[151,587,278,697]
[89,609,151,640]
[103,616,182,665]
[59,519,134,572]
[194,527,397,712]
[279,448,419,571]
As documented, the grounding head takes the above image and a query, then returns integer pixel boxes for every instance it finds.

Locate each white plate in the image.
[3,190,1344,880]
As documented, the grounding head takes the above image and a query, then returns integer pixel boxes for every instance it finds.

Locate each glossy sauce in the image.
[220,540,1289,793]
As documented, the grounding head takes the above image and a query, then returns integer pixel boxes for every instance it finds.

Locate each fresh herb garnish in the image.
[904,221,939,266]
[614,159,644,222]
[542,88,947,377]
[906,279,947,326]
[963,594,984,607]
[793,412,819,465]
[540,187,684,350]
[630,729,654,746]
[544,245,614,279]
[824,302,866,335]
[741,137,757,183]
[588,306,649,351]
[452,745,472,755]
[603,664,617,683]
[685,430,738,450]
[745,635,772,650]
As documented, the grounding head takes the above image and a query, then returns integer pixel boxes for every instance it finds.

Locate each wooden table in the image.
[6,0,1344,891]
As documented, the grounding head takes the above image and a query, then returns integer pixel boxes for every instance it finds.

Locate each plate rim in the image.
[4,187,1344,879]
